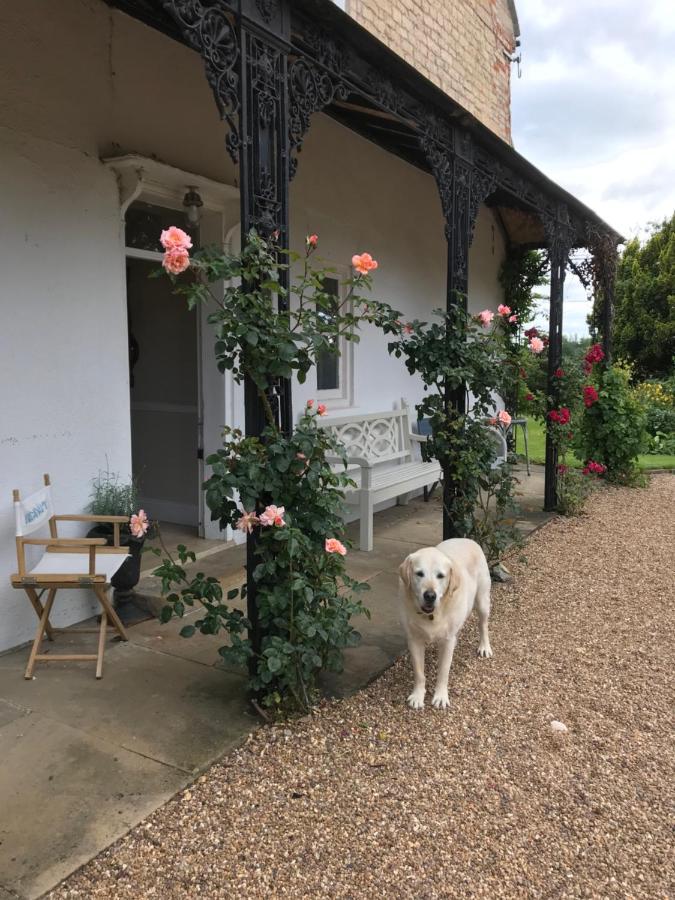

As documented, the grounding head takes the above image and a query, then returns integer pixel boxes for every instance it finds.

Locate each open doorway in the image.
[125,202,200,534]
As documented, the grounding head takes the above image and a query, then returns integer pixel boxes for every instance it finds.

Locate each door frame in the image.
[106,155,239,539]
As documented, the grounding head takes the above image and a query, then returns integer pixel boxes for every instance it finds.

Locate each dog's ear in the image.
[443,562,461,601]
[398,555,413,588]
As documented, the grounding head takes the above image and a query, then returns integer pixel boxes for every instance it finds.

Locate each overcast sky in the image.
[511,0,675,336]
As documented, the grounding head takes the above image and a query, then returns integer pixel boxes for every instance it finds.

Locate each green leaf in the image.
[179,624,196,638]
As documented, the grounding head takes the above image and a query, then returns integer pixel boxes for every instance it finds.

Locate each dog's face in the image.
[399,547,457,615]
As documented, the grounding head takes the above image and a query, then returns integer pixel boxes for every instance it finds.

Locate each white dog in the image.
[398,538,493,709]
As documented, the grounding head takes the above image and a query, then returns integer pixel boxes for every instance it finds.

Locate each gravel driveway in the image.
[50,476,674,899]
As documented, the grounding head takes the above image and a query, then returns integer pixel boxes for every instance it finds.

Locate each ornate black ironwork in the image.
[581,222,620,359]
[161,1,240,164]
[256,0,278,23]
[288,57,349,177]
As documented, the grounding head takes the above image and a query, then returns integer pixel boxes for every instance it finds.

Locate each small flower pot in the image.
[86,525,145,597]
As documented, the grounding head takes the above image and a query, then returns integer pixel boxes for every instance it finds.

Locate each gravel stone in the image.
[49,476,675,899]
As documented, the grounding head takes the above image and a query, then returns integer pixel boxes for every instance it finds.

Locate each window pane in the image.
[125,202,200,252]
[317,278,340,391]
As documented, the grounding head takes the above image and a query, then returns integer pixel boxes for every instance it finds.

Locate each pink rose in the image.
[478,309,494,327]
[488,416,497,426]
[235,510,259,534]
[403,323,414,334]
[162,247,190,275]
[259,504,286,527]
[307,399,314,409]
[529,337,545,354]
[306,233,318,247]
[129,509,149,539]
[351,252,378,275]
[497,304,511,316]
[325,538,347,556]
[317,403,327,416]
[160,226,192,252]
[497,410,512,428]
[508,314,518,323]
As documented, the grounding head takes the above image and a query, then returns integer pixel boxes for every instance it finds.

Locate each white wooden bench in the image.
[319,408,441,552]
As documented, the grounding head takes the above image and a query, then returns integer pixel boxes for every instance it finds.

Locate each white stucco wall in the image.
[0,0,506,652]
[0,129,130,649]
[0,0,233,652]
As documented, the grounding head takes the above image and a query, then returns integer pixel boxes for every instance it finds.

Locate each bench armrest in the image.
[325,454,373,469]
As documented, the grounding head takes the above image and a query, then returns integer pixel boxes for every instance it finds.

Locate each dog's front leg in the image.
[407,635,426,709]
[432,635,456,709]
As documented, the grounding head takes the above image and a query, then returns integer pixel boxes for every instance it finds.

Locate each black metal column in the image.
[162,0,293,674]
[543,213,572,511]
[599,241,618,363]
[441,157,472,540]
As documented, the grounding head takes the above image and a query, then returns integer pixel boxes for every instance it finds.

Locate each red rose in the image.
[583,385,599,407]
[554,368,565,378]
[525,393,534,401]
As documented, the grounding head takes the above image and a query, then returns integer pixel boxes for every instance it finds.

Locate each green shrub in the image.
[575,364,646,481]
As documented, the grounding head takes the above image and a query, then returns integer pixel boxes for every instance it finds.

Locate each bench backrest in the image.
[319,408,411,464]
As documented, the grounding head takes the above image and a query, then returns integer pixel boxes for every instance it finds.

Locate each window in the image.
[125,201,200,254]
[316,274,352,406]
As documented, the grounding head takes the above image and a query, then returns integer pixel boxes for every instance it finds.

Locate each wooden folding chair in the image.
[11,474,131,679]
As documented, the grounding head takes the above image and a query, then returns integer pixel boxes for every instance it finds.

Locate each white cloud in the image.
[511,0,675,335]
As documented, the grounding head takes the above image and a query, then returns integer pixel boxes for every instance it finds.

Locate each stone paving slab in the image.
[0,713,186,900]
[0,639,252,774]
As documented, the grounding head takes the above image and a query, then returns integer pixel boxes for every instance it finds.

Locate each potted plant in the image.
[86,469,150,610]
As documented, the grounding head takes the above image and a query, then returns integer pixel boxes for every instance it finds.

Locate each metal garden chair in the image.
[11,474,130,679]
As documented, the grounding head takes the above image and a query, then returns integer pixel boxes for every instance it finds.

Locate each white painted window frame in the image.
[315,266,354,409]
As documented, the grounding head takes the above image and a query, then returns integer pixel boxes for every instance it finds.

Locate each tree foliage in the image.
[613,214,675,379]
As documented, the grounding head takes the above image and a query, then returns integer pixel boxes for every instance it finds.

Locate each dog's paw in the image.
[477,642,493,658]
[407,689,425,709]
[431,691,450,709]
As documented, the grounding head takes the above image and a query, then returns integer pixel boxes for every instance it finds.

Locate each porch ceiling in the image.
[105,0,622,249]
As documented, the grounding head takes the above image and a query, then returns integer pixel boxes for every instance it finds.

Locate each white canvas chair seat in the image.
[10,474,131,679]
[28,551,129,582]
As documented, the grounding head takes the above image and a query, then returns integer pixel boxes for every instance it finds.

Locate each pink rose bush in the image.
[154,228,386,710]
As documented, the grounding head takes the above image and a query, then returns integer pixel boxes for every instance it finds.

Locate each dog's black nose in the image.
[422,590,436,604]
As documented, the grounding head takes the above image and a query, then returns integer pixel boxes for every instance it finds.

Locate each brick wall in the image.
[346,0,517,143]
